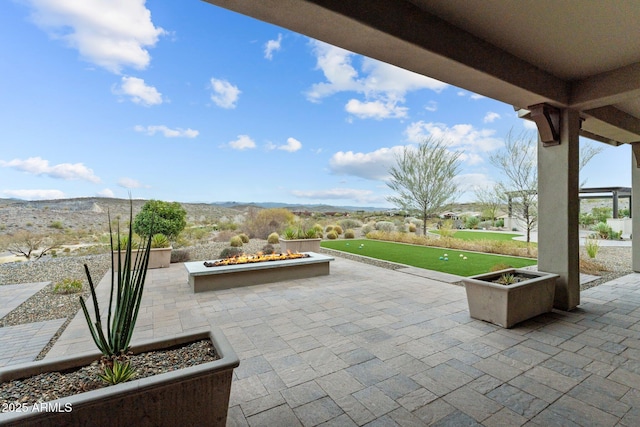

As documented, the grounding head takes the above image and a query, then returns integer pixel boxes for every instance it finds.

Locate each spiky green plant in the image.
[98,359,136,385]
[497,273,516,285]
[150,233,170,248]
[80,200,153,357]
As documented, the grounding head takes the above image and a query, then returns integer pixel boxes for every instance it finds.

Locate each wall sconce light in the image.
[529,103,560,146]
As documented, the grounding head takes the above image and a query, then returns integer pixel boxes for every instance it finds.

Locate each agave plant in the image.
[150,233,170,248]
[80,200,153,358]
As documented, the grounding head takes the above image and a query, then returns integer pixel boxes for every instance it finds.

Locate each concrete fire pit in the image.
[184,251,333,292]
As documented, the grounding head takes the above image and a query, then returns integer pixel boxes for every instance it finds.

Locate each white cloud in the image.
[134,125,199,138]
[2,189,66,200]
[306,40,447,119]
[115,76,163,106]
[278,137,302,152]
[424,101,438,112]
[0,156,100,183]
[291,188,377,203]
[345,99,407,120]
[118,177,143,188]
[483,112,501,123]
[228,135,256,150]
[25,0,165,73]
[210,78,240,109]
[329,145,406,181]
[264,33,282,60]
[470,93,486,100]
[523,119,538,130]
[97,188,115,197]
[404,121,503,153]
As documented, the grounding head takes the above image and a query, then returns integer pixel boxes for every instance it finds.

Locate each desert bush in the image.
[438,219,457,238]
[585,237,599,259]
[580,256,609,275]
[220,247,243,259]
[333,225,343,235]
[465,217,480,229]
[170,248,190,263]
[214,230,235,243]
[313,224,324,235]
[375,221,395,232]
[361,223,375,235]
[53,278,83,294]
[230,235,243,247]
[338,219,362,229]
[591,207,612,223]
[133,200,187,239]
[244,208,295,238]
[49,220,64,230]
[326,231,338,239]
[325,225,334,233]
[344,229,355,239]
[261,243,275,254]
[408,223,417,232]
[267,232,279,244]
[238,233,250,243]
[495,219,504,228]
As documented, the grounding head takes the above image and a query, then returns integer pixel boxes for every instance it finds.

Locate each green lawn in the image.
[321,239,537,276]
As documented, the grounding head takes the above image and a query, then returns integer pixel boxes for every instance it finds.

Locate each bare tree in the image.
[474,184,503,226]
[5,231,59,261]
[490,131,538,245]
[579,142,604,187]
[387,137,462,235]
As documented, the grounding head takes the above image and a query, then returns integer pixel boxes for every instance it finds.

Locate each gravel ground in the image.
[0,241,633,407]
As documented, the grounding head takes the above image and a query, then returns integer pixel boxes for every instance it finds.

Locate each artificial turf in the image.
[321,239,537,277]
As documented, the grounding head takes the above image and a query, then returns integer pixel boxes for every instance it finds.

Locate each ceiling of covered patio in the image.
[204,0,640,146]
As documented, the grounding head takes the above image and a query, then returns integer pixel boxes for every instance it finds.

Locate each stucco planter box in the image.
[463,268,558,328]
[112,246,172,269]
[279,238,321,253]
[0,328,239,427]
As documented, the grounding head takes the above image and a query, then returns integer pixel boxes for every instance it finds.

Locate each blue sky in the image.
[0,1,632,208]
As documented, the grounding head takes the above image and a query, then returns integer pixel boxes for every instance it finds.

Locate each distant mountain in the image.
[208,201,387,212]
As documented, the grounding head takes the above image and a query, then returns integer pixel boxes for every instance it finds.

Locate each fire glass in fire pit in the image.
[204,251,310,267]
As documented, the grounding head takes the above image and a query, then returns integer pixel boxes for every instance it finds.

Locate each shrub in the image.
[585,237,599,259]
[119,235,140,250]
[375,221,395,232]
[230,235,243,247]
[344,229,355,239]
[361,223,375,235]
[170,248,190,263]
[150,233,170,248]
[261,243,275,254]
[133,200,187,239]
[49,221,64,230]
[495,219,504,227]
[592,207,612,223]
[220,247,243,259]
[53,278,83,294]
[244,208,295,238]
[408,223,417,232]
[338,218,362,229]
[267,232,279,244]
[439,219,457,238]
[313,224,324,235]
[333,225,343,235]
[238,233,250,243]
[326,231,338,239]
[325,225,334,233]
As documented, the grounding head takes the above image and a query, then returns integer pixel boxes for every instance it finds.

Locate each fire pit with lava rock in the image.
[204,251,310,267]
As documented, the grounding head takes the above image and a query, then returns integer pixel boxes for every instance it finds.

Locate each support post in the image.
[632,144,640,271]
[537,108,581,310]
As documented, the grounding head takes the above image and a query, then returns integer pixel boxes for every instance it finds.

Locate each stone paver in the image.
[0,318,66,367]
[0,281,49,319]
[7,258,640,426]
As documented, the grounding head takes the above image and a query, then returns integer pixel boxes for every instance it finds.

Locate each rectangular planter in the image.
[0,328,239,427]
[279,238,321,253]
[463,268,558,328]
[112,247,172,269]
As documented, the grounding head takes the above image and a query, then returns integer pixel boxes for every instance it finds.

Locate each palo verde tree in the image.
[133,200,186,239]
[386,137,462,235]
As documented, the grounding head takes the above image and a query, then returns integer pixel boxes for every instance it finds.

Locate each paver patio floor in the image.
[44,258,640,426]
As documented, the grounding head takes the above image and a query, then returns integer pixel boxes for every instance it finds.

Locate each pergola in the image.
[203,0,640,311]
